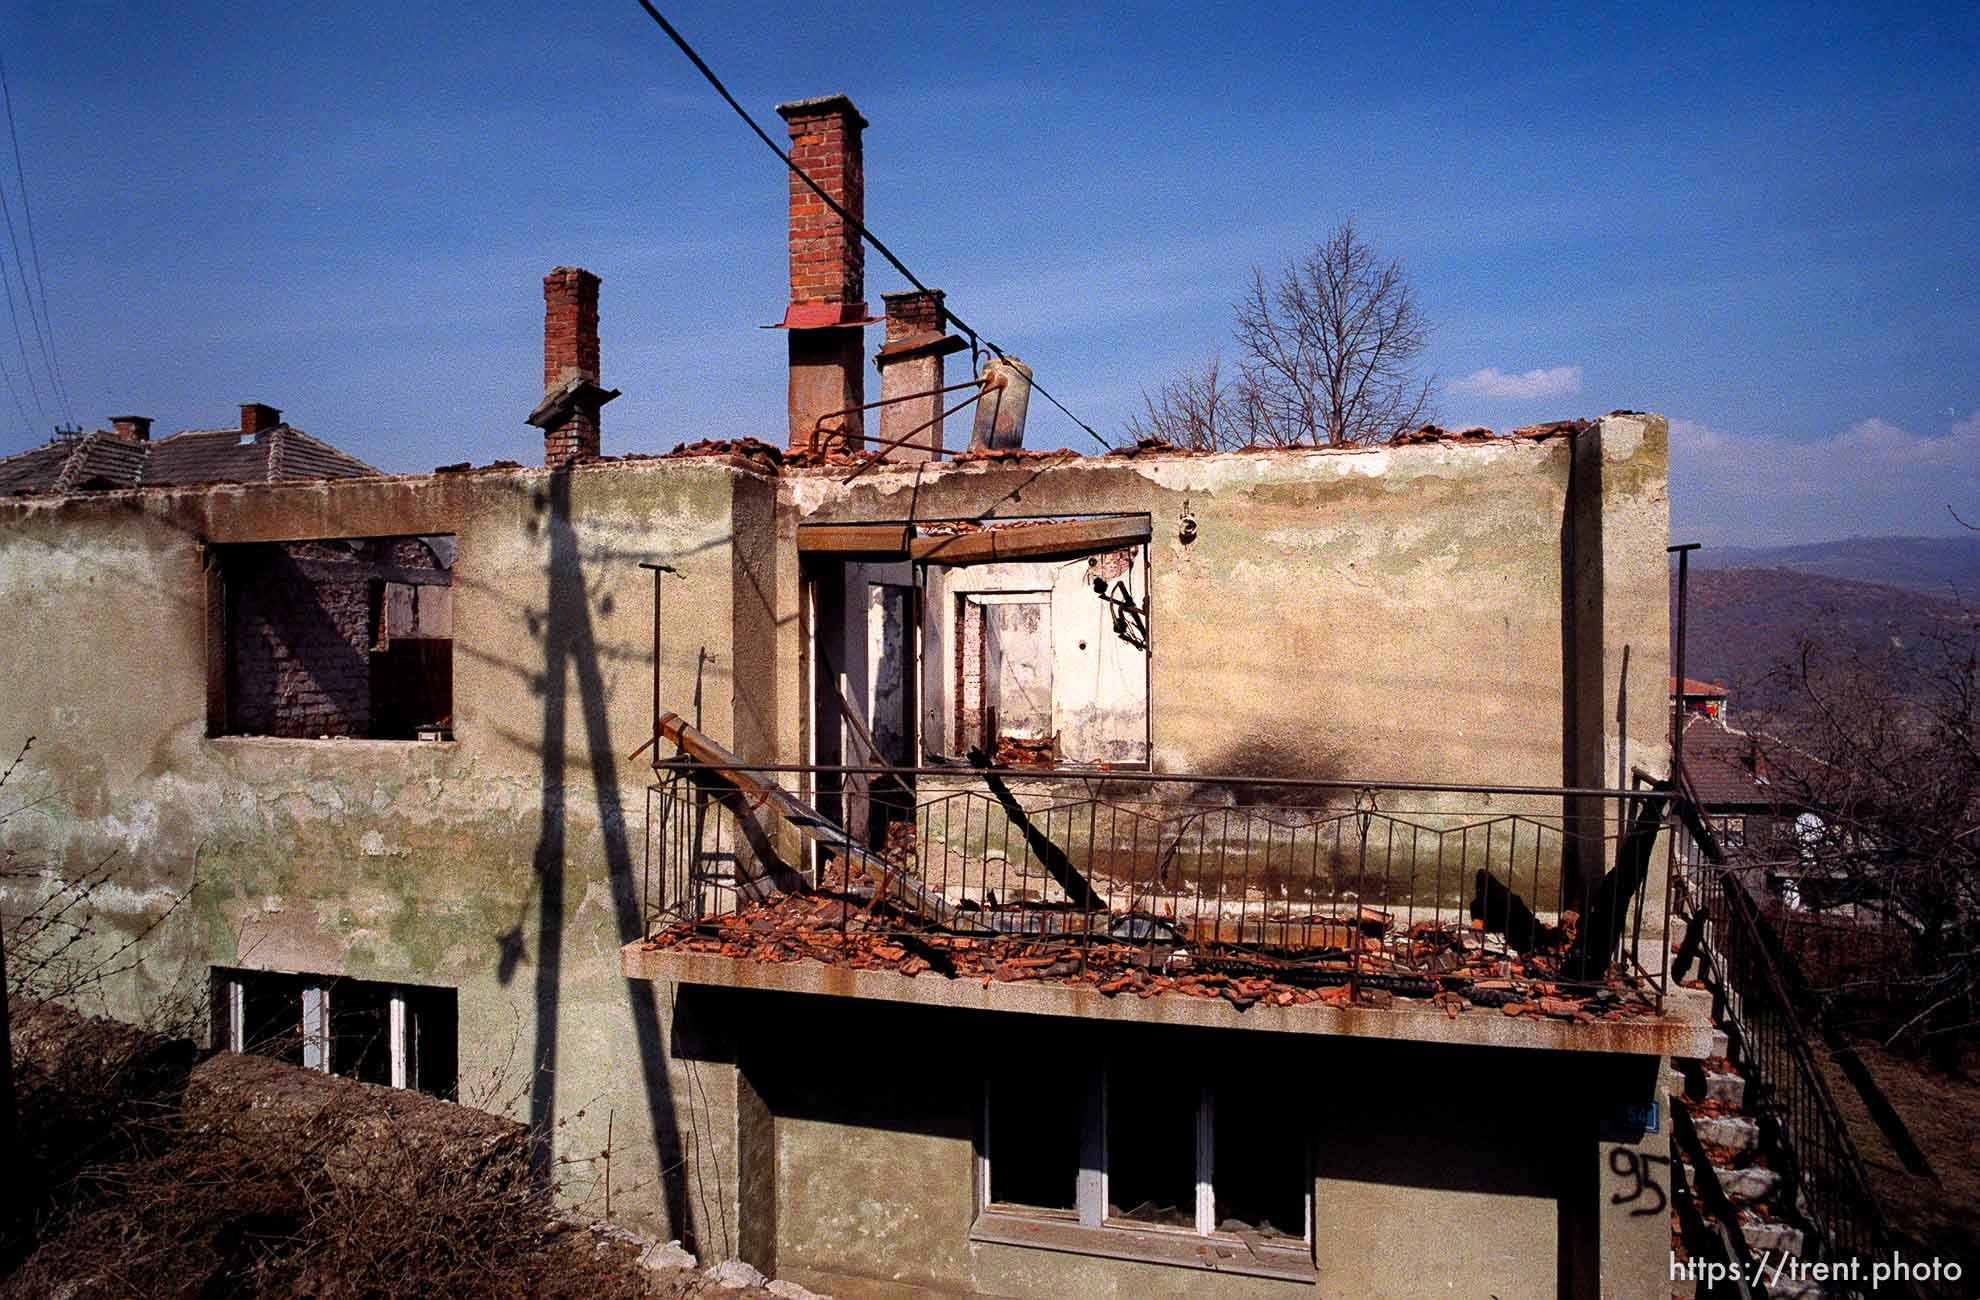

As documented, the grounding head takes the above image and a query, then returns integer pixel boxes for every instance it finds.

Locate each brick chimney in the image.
[874,289,966,461]
[527,266,619,465]
[108,415,152,443]
[241,403,282,435]
[776,94,875,453]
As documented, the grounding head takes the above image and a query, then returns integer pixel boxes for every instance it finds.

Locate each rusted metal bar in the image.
[810,378,983,442]
[637,757,1659,800]
[839,387,988,484]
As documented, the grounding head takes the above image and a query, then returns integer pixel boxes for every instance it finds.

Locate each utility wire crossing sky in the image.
[0,0,1974,546]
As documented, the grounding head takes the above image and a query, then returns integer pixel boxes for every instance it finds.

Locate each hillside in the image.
[1675,566,1976,713]
[1690,535,1980,599]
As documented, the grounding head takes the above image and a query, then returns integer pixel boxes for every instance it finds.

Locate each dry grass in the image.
[1825,1038,1980,1296]
[1,1003,761,1300]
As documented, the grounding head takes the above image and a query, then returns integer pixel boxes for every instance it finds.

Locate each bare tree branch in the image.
[1133,219,1435,449]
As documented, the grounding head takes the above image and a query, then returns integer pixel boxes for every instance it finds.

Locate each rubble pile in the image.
[639,889,1661,1022]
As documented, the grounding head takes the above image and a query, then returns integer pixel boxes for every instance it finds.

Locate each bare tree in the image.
[1130,219,1435,449]
[1126,354,1265,451]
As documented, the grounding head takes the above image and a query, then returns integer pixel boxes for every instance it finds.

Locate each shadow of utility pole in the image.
[518,467,694,1248]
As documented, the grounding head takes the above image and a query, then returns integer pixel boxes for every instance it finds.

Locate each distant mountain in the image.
[1675,567,1977,714]
[1689,535,1980,599]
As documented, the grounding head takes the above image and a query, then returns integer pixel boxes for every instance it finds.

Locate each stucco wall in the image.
[0,417,1673,1284]
[0,457,777,1249]
[785,419,1671,801]
[716,990,1664,1299]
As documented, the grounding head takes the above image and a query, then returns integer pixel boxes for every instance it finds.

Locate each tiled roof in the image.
[0,440,77,493]
[0,424,377,495]
[1681,713,1776,810]
[1670,676,1728,696]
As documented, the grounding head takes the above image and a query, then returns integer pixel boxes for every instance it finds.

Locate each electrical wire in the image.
[0,239,45,432]
[0,51,66,425]
[628,1,1112,451]
[0,318,33,437]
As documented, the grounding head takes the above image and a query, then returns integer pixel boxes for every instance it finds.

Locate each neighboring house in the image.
[0,93,1713,1299]
[0,403,375,495]
[1679,711,1779,841]
[1680,711,1863,918]
[1671,675,1729,719]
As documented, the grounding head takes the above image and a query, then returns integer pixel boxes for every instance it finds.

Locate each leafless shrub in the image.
[2,1019,652,1300]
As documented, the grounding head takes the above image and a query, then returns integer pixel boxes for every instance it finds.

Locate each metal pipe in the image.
[809,378,985,440]
[636,562,681,759]
[1669,543,1700,783]
[839,388,988,484]
[641,755,1655,800]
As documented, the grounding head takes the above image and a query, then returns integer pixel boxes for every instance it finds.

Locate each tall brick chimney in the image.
[108,415,152,443]
[874,289,966,461]
[241,403,282,435]
[527,265,619,465]
[776,94,875,453]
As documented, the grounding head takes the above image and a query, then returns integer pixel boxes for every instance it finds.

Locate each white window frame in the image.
[217,970,429,1094]
[974,1057,1314,1277]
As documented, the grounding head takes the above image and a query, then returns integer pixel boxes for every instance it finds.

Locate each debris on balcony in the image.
[638,700,1672,1022]
[635,887,1659,1020]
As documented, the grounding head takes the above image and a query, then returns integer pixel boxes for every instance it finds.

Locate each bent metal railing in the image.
[640,755,1675,1011]
[1672,812,1915,1290]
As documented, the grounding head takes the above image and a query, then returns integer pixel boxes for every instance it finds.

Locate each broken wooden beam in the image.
[654,710,957,927]
[795,516,1152,567]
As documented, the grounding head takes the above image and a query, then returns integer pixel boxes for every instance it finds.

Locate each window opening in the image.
[921,531,1149,768]
[217,535,455,740]
[980,1053,1310,1252]
[986,1063,1080,1214]
[212,968,457,1099]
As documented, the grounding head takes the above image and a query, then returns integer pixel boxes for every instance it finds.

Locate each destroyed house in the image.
[0,92,1713,1299]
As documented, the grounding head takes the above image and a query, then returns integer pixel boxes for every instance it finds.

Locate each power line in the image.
[0,318,32,437]
[0,239,45,432]
[0,52,69,428]
[628,1,1113,452]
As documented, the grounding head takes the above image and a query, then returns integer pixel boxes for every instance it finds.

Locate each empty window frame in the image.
[923,544,1150,768]
[215,535,455,740]
[979,1053,1310,1254]
[212,967,457,1098]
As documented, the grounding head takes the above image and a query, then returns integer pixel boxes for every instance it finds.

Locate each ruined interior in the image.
[216,534,455,740]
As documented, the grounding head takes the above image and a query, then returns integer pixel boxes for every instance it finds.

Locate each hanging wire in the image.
[0,52,70,428]
[628,1,1112,452]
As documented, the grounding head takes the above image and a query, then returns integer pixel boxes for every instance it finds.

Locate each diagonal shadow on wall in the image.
[520,467,693,1247]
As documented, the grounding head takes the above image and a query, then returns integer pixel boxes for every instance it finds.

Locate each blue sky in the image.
[0,0,1974,545]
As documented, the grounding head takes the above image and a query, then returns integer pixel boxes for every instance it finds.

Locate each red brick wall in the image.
[224,538,447,738]
[883,288,944,339]
[779,98,865,308]
[543,266,601,464]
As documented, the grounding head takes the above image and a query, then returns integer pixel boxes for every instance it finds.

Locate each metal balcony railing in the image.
[641,760,1675,1011]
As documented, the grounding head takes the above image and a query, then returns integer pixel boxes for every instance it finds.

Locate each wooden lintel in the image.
[796,524,913,557]
[910,516,1152,566]
[287,558,452,587]
[799,516,1152,566]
